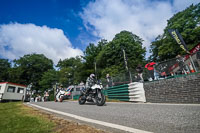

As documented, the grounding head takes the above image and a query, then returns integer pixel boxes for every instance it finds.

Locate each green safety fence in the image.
[73,95,80,100]
[108,84,129,90]
[107,84,130,101]
[102,89,107,96]
[106,82,146,102]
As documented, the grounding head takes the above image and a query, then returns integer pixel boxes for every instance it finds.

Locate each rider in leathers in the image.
[85,74,96,92]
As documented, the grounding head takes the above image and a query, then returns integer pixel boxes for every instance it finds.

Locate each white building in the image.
[0,82,27,101]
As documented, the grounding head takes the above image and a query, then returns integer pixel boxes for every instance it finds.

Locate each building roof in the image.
[0,82,27,87]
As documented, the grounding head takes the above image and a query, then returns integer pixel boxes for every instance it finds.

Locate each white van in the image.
[0,82,27,101]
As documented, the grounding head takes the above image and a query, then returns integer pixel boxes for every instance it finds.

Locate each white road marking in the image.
[27,103,153,133]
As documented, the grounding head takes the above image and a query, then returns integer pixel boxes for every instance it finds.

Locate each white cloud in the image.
[0,23,83,64]
[80,0,199,56]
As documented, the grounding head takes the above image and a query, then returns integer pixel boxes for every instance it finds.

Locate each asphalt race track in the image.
[28,101,200,133]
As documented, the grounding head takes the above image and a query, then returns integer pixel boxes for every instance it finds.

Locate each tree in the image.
[149,3,200,61]
[82,39,108,79]
[97,31,146,77]
[39,69,58,92]
[83,39,107,67]
[57,56,84,85]
[11,53,54,91]
[0,59,11,82]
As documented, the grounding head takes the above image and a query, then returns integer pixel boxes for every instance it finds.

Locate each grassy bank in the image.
[0,102,107,133]
[0,102,55,133]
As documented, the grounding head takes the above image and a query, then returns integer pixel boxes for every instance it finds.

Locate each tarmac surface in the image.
[29,101,200,133]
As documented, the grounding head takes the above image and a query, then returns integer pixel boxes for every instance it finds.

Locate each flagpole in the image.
[122,48,132,83]
[94,61,97,80]
[189,54,197,72]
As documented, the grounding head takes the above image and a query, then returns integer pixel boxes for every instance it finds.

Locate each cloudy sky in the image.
[0,0,199,64]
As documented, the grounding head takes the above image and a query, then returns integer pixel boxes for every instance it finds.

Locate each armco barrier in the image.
[107,82,146,102]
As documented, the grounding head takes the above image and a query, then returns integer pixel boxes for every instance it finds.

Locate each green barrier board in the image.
[108,84,129,90]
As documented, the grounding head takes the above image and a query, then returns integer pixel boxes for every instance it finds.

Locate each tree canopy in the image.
[149,3,200,61]
[39,69,58,92]
[8,54,54,91]
[97,31,146,77]
[0,59,11,82]
[57,56,84,86]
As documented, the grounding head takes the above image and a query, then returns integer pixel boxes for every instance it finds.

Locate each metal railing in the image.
[152,53,200,80]
[100,52,200,86]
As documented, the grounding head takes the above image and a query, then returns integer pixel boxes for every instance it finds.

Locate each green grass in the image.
[0,102,55,133]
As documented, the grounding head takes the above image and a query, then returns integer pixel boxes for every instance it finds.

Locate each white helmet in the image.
[90,74,95,79]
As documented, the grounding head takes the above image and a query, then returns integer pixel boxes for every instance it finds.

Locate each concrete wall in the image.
[144,73,200,103]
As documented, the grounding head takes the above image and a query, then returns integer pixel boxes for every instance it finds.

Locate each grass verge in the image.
[0,102,107,133]
[0,102,55,133]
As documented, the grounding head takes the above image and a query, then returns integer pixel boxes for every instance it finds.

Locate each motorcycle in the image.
[55,87,72,102]
[78,81,106,106]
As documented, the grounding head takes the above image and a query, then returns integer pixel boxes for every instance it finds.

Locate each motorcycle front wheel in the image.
[59,94,64,102]
[96,90,106,106]
[78,95,86,105]
[59,96,63,102]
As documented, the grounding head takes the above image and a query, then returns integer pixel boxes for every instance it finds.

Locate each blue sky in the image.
[0,0,199,64]
[0,0,96,49]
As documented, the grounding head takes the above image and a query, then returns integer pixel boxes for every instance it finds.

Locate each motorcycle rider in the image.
[55,84,63,97]
[85,74,96,93]
[55,84,65,102]
[79,73,105,106]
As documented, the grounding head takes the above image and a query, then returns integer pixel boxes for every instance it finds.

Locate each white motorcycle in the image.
[78,81,106,106]
[55,88,72,102]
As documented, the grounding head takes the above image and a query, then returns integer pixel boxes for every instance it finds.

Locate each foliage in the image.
[57,56,84,86]
[39,69,58,92]
[149,3,200,61]
[97,31,146,77]
[0,59,11,82]
[83,39,108,79]
[9,54,54,91]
